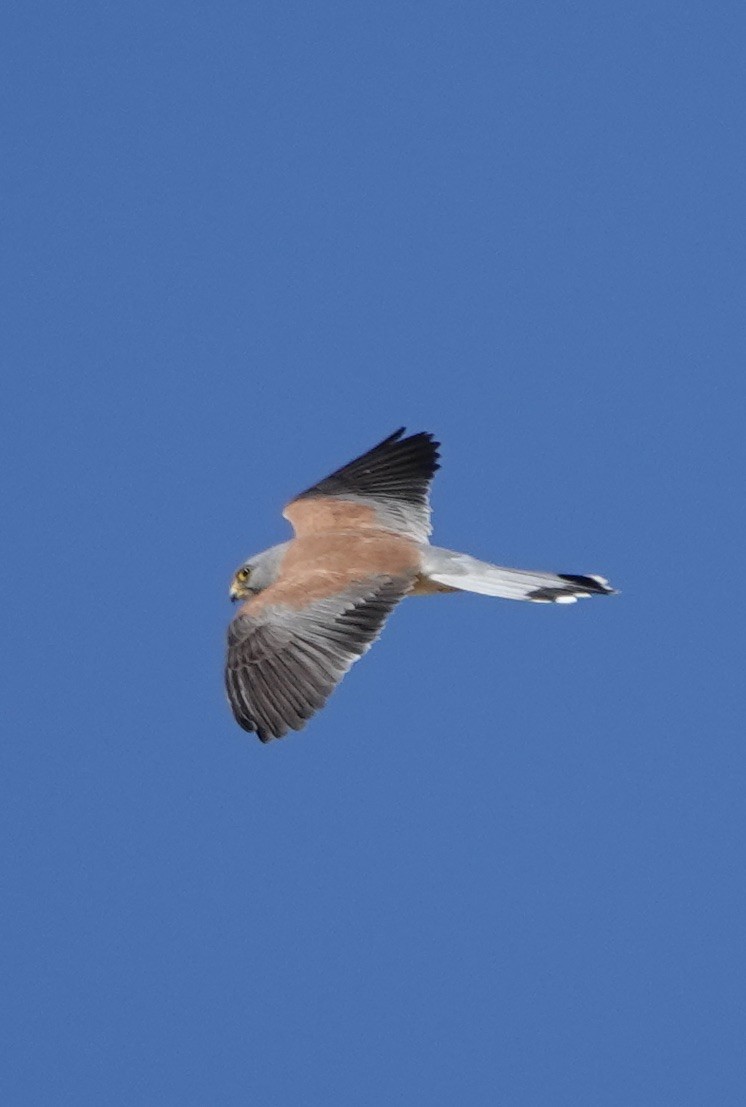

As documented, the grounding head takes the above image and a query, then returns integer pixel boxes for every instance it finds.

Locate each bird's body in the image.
[226,429,615,742]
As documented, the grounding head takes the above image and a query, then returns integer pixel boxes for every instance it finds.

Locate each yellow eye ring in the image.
[236,567,250,582]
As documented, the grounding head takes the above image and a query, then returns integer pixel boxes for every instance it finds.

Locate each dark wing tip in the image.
[294,428,441,505]
[225,686,282,743]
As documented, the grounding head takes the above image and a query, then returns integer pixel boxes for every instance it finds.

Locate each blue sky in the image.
[3,2,744,1103]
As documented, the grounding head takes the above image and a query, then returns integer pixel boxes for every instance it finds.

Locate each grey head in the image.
[229,541,290,602]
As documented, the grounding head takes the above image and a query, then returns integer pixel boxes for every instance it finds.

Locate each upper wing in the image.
[283,428,440,541]
[225,575,414,742]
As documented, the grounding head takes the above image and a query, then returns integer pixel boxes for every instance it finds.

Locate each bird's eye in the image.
[236,567,250,582]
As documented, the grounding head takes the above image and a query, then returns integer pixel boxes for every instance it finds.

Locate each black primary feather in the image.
[294,428,441,507]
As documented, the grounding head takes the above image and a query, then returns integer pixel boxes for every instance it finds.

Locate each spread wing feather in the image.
[287,428,440,539]
[225,575,413,741]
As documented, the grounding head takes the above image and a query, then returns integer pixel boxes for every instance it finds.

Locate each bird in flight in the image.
[226,429,615,742]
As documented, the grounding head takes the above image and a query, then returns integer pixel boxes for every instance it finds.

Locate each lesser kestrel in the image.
[226,429,615,741]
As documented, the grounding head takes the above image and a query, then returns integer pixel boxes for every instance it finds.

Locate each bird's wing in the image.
[225,574,414,742]
[283,428,440,541]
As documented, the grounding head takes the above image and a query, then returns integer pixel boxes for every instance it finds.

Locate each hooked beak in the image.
[229,580,242,602]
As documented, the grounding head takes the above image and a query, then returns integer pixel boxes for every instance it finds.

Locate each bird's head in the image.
[229,562,256,602]
[228,542,290,603]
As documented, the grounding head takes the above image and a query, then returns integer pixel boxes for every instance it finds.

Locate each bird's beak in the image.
[229,579,241,602]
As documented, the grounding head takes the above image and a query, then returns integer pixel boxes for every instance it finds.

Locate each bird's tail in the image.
[421,547,616,604]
